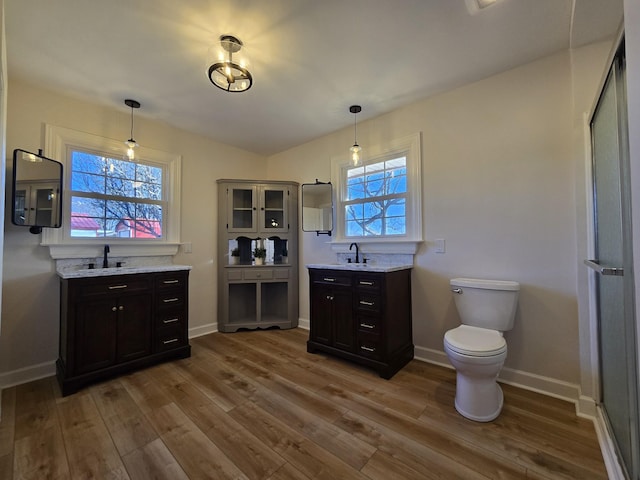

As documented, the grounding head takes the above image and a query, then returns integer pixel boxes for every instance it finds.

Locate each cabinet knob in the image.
[112,306,117,312]
[326,295,334,300]
[119,305,124,311]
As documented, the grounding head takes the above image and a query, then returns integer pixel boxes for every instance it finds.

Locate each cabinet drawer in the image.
[357,315,380,334]
[227,270,243,281]
[156,272,187,291]
[312,273,351,287]
[244,269,273,280]
[355,275,382,291]
[155,325,187,352]
[78,277,151,297]
[157,292,186,309]
[356,293,380,313]
[156,309,186,328]
[357,332,381,360]
[274,268,289,279]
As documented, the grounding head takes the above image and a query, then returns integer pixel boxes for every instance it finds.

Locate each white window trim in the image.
[41,124,182,259]
[330,132,423,254]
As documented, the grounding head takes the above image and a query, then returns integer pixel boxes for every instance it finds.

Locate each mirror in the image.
[12,149,63,234]
[302,181,333,235]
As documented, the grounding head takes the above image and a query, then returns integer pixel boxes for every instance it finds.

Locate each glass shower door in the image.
[588,47,639,479]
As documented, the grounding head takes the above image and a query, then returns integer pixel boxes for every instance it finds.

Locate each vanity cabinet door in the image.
[116,293,153,363]
[76,298,118,374]
[309,271,354,351]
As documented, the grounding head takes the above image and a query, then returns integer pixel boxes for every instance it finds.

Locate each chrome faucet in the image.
[349,242,360,263]
[103,245,110,268]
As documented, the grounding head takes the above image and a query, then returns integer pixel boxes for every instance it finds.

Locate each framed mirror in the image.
[12,149,63,234]
[302,181,333,235]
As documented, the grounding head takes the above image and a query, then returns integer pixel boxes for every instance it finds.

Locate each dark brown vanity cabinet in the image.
[307,268,413,379]
[57,270,190,395]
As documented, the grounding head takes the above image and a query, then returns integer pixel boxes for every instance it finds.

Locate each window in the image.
[332,133,422,252]
[42,125,181,258]
[69,151,164,238]
[345,157,407,237]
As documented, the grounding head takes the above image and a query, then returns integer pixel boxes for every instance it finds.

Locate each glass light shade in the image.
[125,139,138,160]
[350,143,362,165]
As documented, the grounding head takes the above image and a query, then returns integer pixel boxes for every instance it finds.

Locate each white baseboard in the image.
[0,360,56,390]
[189,322,218,338]
[594,406,626,479]
[414,345,587,412]
[298,318,310,330]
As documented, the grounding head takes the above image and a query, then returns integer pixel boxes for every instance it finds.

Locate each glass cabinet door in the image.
[261,186,288,233]
[34,187,56,227]
[228,185,257,232]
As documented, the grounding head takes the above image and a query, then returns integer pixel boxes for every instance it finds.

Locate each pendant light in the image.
[349,105,362,165]
[124,99,140,160]
[124,98,140,160]
[208,35,253,93]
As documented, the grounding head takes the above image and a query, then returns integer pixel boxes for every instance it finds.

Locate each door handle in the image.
[584,259,624,276]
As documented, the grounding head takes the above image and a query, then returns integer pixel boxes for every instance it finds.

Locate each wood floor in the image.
[0,328,607,479]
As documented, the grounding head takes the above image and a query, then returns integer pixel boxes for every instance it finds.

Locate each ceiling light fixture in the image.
[208,35,253,93]
[349,105,362,166]
[124,99,140,160]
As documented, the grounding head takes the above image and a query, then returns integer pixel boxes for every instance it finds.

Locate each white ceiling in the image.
[5,0,623,156]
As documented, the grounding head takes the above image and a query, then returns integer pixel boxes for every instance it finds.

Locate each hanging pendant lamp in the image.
[208,35,253,93]
[349,105,362,165]
[124,99,140,160]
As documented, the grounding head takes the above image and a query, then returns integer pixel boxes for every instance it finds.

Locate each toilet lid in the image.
[445,325,506,357]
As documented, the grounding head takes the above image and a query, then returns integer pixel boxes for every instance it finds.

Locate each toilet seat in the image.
[444,325,506,357]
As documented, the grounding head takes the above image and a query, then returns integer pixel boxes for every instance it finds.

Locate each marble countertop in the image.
[57,264,192,279]
[306,263,413,273]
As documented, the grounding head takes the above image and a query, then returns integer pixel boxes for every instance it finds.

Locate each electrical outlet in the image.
[183,242,192,254]
[435,238,446,253]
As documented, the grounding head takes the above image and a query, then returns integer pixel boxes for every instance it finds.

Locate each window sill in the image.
[44,242,181,260]
[330,240,422,255]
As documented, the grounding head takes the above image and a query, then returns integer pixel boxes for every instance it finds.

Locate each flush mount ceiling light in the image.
[349,105,362,166]
[124,99,140,160]
[208,35,253,93]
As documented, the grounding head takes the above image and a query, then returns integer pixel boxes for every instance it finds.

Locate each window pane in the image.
[346,220,364,236]
[344,155,409,238]
[69,149,165,239]
[71,172,104,193]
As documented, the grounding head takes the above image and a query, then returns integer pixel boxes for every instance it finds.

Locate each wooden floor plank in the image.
[0,328,607,480]
[121,438,190,480]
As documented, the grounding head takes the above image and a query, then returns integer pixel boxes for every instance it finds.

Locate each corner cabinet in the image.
[307,268,413,379]
[217,179,299,332]
[57,269,190,395]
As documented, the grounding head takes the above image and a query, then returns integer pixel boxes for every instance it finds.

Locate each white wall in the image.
[269,45,611,398]
[0,79,266,381]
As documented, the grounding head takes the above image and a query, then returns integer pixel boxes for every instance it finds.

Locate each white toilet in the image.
[444,277,520,422]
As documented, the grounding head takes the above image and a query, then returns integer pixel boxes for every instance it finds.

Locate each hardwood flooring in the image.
[0,328,607,479]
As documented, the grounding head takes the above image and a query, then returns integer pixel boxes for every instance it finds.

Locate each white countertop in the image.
[57,264,192,279]
[306,263,412,273]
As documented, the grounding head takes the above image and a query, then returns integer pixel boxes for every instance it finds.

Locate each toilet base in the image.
[454,378,504,422]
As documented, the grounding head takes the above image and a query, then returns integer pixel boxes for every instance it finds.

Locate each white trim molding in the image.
[41,124,182,259]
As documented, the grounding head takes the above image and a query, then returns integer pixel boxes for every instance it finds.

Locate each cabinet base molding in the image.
[219,320,298,333]
[307,341,413,379]
[56,346,190,396]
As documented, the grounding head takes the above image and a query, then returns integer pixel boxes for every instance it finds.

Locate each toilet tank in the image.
[450,278,520,331]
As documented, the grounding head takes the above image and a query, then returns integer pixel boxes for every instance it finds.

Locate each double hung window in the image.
[332,133,422,250]
[69,151,164,238]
